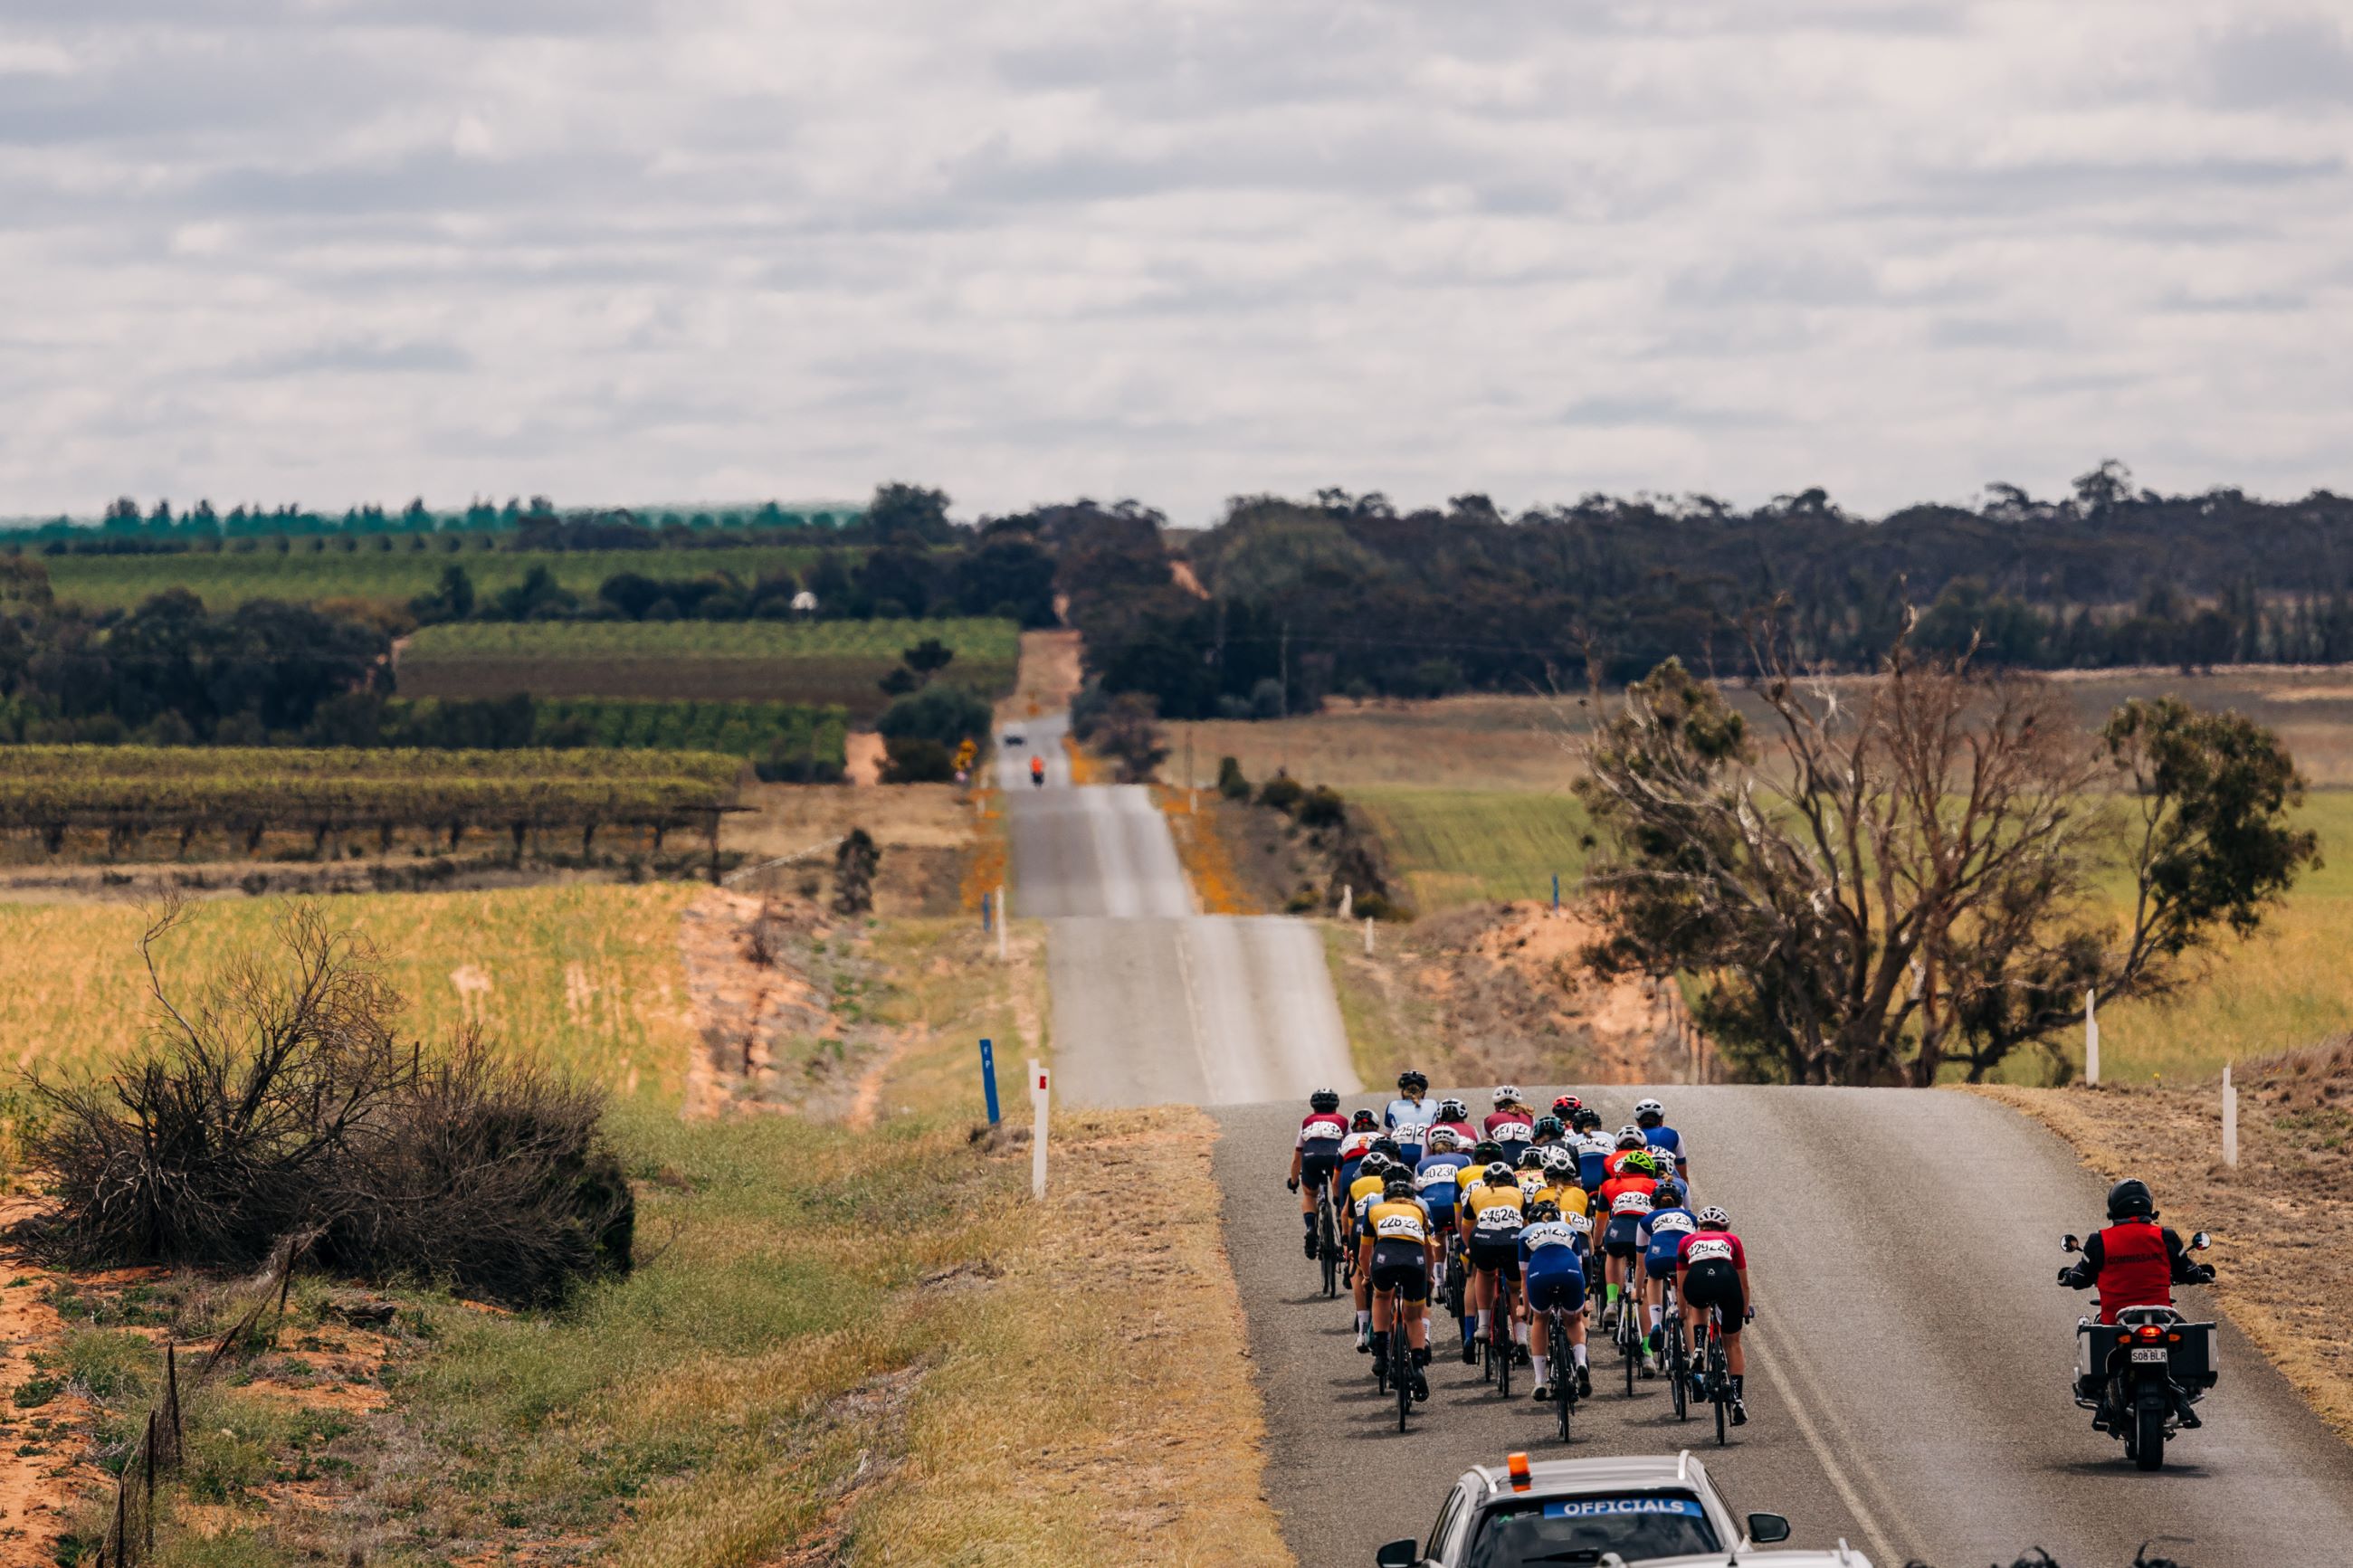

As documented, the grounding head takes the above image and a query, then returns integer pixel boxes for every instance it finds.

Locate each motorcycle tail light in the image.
[2136,1325,2163,1340]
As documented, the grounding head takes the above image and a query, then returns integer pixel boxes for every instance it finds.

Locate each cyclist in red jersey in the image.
[1676,1206,1753,1426]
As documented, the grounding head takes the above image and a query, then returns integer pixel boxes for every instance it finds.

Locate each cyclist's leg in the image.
[1353,1228,1374,1345]
[1370,1278,1396,1367]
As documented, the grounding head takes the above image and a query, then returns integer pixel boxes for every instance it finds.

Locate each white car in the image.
[1376,1451,1871,1568]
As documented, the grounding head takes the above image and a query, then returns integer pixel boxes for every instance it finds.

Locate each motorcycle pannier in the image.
[2078,1320,2218,1390]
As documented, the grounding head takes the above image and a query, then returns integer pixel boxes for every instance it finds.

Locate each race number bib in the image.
[1493,1122,1532,1144]
[1612,1191,1653,1216]
[1517,1174,1547,1199]
[1376,1211,1427,1243]
[1475,1203,1524,1233]
[1648,1212,1695,1237]
[1684,1237,1734,1266]
[1521,1221,1578,1253]
[1417,1163,1464,1193]
[1303,1116,1347,1142]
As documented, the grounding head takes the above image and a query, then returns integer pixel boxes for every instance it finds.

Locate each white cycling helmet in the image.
[1634,1098,1664,1120]
[1542,1146,1576,1178]
[1697,1205,1729,1228]
[1483,1162,1513,1184]
[1426,1127,1458,1153]
[1492,1085,1523,1107]
[1615,1126,1646,1150]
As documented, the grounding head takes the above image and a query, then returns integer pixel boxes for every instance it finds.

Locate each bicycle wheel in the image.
[1319,1200,1338,1298]
[1551,1310,1573,1442]
[1669,1317,1689,1421]
[1496,1313,1513,1399]
[1710,1335,1729,1446]
[1623,1306,1638,1398]
[1396,1330,1414,1431]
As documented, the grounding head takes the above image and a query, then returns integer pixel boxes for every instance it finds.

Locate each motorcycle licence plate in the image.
[2130,1346,2168,1364]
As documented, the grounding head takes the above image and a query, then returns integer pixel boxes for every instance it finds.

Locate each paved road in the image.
[1215,1087,2353,1568]
[999,710,1357,1107]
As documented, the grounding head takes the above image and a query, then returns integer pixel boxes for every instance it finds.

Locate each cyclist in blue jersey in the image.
[1384,1070,1435,1164]
[1637,1177,1698,1376]
[1570,1108,1614,1191]
[1635,1098,1689,1180]
[1519,1199,1592,1402]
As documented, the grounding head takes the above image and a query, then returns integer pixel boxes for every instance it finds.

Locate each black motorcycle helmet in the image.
[2107,1178,2156,1221]
[1310,1088,1340,1113]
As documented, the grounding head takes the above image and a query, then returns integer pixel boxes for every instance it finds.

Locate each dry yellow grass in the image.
[1152,786,1261,915]
[0,884,701,1102]
[1167,694,1580,793]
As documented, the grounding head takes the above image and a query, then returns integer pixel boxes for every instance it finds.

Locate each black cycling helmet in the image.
[1482,1162,1513,1184]
[1350,1109,1378,1131]
[1472,1138,1504,1164]
[1383,1176,1416,1202]
[1397,1069,1429,1092]
[1360,1155,1392,1181]
[1528,1199,1562,1223]
[2106,1178,2156,1221]
[1531,1115,1564,1140]
[1652,1181,1683,1209]
[1574,1107,1604,1133]
[1370,1136,1402,1160]
[1310,1088,1340,1113]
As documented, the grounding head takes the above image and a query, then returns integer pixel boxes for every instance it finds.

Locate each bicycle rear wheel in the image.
[1623,1307,1638,1397]
[1496,1314,1513,1399]
[1669,1319,1689,1421]
[1710,1335,1729,1446]
[1551,1310,1573,1442]
[1318,1201,1338,1298]
[1396,1332,1413,1431]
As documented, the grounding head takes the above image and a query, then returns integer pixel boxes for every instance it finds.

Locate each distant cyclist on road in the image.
[1361,1174,1438,1401]
[1287,1088,1349,1259]
[1384,1070,1435,1164]
[1520,1198,1592,1402]
[1677,1205,1753,1425]
[1636,1098,1690,1180]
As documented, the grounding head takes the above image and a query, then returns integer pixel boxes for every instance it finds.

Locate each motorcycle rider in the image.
[2057,1178,2215,1322]
[1029,754,1045,787]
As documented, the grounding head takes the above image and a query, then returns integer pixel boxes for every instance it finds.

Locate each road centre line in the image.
[1750,1333,1907,1567]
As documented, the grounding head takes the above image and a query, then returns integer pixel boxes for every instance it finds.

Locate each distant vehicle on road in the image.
[1003,730,1025,746]
[1376,1451,1837,1567]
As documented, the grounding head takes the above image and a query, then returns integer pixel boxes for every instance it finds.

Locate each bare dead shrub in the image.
[23,898,632,1307]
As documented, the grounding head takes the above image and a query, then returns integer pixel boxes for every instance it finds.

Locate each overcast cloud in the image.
[1,0,2348,522]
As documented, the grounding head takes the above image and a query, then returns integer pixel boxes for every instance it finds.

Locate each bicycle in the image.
[1540,1298,1580,1442]
[1442,1228,1466,1324]
[1691,1307,1732,1445]
[1615,1287,1644,1397]
[1661,1277,1690,1422]
[1315,1187,1339,1299]
[1369,1282,1419,1430]
[1484,1286,1515,1399]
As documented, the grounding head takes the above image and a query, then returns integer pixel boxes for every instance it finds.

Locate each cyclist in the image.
[1385,1070,1436,1163]
[1462,1160,1528,1365]
[1362,1174,1438,1401]
[1596,1146,1662,1335]
[1570,1110,1614,1192]
[1529,1114,1567,1149]
[1347,1153,1396,1349]
[1602,1126,1651,1183]
[1415,1128,1476,1339]
[1550,1093,1582,1124]
[1676,1205,1752,1426]
[1287,1088,1349,1258]
[1635,1098,1690,1180]
[1429,1097,1479,1146]
[1519,1199,1592,1402]
[1511,1144,1551,1202]
[1638,1177,1698,1376]
[1538,1145,1590,1225]
[1484,1086,1535,1144]
[1337,1109,1381,1194]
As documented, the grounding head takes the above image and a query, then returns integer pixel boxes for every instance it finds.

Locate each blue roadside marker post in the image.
[1552,872,1560,912]
[982,890,993,932]
[979,1037,1002,1125]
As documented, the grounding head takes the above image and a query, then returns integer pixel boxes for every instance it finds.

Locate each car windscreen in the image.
[1465,1491,1720,1566]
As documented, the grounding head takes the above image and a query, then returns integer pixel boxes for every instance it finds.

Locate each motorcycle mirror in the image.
[2191,1231,2211,1251]
[2061,1233,2080,1253]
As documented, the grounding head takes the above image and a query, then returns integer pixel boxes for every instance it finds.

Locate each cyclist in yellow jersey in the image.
[1347,1153,1396,1350]
[1358,1175,1438,1401]
[1462,1162,1529,1366]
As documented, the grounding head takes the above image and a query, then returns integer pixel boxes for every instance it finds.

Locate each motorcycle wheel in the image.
[2134,1402,2167,1471]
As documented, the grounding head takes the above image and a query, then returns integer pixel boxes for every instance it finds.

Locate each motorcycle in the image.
[2057,1231,2217,1471]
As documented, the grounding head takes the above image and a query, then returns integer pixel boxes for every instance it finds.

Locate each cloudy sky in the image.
[2,1,2348,524]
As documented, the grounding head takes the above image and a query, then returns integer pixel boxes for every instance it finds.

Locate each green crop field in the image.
[38,546,838,612]
[1354,786,1594,913]
[382,697,847,769]
[397,617,1021,715]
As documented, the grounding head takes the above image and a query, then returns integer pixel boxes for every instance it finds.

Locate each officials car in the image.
[1375,1451,1869,1567]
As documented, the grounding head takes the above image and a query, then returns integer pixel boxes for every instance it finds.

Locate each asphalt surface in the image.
[1000,710,1357,1107]
[1215,1088,2353,1568]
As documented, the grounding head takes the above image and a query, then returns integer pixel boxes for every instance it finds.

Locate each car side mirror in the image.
[1375,1540,1421,1568]
[1746,1514,1792,1545]
[2061,1233,2079,1253]
[2191,1231,2211,1251]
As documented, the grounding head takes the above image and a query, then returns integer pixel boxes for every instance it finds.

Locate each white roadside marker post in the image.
[2222,1061,2238,1168]
[2084,988,2100,1087]
[1362,916,1374,955]
[1030,1059,1050,1199]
